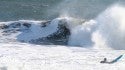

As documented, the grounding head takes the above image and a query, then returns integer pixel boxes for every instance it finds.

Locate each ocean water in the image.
[0,0,61,21]
[1,1,125,70]
[0,0,125,50]
[0,0,124,21]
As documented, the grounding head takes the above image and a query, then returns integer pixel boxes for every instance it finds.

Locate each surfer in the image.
[100,55,123,64]
[100,58,107,63]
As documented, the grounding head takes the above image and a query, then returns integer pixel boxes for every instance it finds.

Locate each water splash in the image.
[67,4,125,50]
[95,4,125,49]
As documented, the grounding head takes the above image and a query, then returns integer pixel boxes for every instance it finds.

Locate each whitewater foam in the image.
[68,20,97,47]
[68,4,125,49]
[17,19,59,42]
[95,4,125,49]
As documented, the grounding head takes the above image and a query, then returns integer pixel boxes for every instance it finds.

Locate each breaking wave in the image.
[69,4,125,50]
[0,4,125,50]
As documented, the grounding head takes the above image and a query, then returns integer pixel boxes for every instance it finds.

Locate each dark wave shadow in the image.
[0,20,71,46]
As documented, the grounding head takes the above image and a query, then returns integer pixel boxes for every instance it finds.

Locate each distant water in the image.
[0,0,61,21]
[0,0,124,21]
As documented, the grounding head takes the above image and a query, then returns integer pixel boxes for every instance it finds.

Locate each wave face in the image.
[0,19,70,45]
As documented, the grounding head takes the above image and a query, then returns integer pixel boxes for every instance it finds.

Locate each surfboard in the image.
[108,55,123,64]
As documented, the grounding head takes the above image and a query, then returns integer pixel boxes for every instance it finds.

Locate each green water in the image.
[0,0,62,21]
[0,0,124,21]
